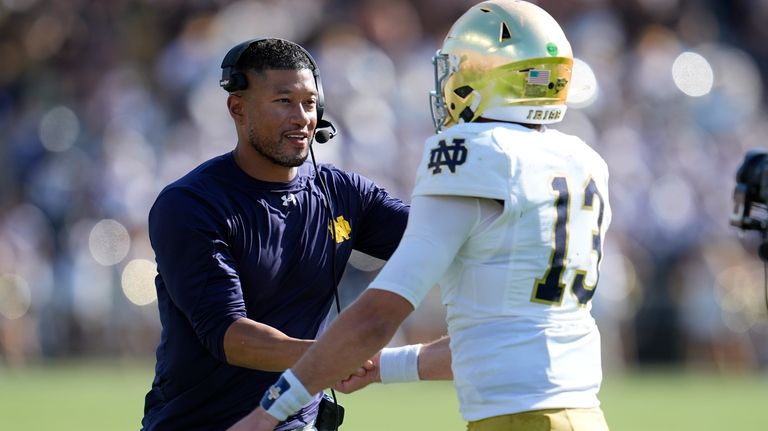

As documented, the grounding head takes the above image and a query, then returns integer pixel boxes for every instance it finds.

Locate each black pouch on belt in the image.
[314,393,345,431]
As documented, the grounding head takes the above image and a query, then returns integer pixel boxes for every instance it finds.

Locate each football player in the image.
[230,1,612,430]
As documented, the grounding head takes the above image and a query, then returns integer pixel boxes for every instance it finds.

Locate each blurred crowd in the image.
[1,0,768,373]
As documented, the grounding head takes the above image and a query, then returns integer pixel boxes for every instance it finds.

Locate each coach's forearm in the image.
[223,317,313,371]
[292,289,414,394]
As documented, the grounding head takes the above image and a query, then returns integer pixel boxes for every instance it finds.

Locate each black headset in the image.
[219,38,337,143]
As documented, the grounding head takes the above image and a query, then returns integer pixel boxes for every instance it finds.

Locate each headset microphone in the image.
[314,119,337,144]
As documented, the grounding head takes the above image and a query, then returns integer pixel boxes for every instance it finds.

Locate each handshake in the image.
[228,344,424,431]
[334,350,385,394]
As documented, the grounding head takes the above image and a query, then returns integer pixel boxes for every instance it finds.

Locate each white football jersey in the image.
[377,122,612,421]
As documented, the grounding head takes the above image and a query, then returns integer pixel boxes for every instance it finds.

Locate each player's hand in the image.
[225,407,278,431]
[333,353,381,393]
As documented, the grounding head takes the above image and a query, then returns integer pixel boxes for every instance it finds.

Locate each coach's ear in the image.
[227,93,246,126]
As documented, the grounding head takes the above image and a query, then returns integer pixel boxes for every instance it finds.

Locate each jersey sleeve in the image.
[368,195,483,309]
[412,129,511,201]
[148,187,246,362]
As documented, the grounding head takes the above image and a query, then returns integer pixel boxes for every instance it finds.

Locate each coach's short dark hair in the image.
[236,39,314,75]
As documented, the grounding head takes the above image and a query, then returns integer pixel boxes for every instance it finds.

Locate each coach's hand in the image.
[227,407,277,431]
[334,353,381,393]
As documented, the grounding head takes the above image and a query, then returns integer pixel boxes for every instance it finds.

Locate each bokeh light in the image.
[0,273,31,320]
[716,265,764,333]
[672,51,714,97]
[568,58,599,107]
[38,105,79,152]
[649,173,695,231]
[88,219,131,266]
[121,259,158,306]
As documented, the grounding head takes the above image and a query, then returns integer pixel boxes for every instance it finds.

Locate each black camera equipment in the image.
[315,393,345,431]
[731,149,768,254]
[731,148,768,311]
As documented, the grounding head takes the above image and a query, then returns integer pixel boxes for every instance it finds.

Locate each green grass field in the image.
[0,361,765,430]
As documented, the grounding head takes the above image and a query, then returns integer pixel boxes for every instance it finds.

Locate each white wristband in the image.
[379,344,422,383]
[260,369,313,421]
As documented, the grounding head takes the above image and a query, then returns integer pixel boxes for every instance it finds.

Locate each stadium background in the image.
[0,0,767,429]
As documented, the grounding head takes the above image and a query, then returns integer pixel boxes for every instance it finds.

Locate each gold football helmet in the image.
[430,0,573,132]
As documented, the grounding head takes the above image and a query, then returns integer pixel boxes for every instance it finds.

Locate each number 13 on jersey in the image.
[531,176,606,306]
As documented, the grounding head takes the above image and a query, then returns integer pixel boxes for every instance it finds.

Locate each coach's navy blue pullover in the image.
[141,152,409,430]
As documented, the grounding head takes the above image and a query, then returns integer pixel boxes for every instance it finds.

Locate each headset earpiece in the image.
[219,40,256,92]
[220,67,248,92]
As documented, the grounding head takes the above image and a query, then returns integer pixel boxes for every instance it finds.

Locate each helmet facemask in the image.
[429,50,455,133]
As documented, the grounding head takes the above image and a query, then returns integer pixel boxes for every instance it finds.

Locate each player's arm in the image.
[293,288,414,390]
[223,318,314,371]
[227,195,488,430]
[341,195,500,390]
[417,335,452,380]
[228,289,414,431]
[334,334,453,393]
